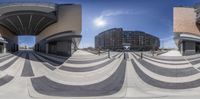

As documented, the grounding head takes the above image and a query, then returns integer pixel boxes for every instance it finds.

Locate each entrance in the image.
[195,42,200,53]
[0,43,3,53]
[18,36,35,50]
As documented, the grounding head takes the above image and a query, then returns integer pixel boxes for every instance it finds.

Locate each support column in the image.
[46,43,48,54]
[3,43,6,53]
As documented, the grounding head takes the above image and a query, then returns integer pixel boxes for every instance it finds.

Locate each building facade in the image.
[174,4,200,55]
[0,3,82,56]
[95,28,160,51]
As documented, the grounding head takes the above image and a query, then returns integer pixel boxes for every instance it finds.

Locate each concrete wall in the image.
[0,26,17,43]
[36,4,81,43]
[183,41,196,55]
[0,26,18,52]
[173,7,200,36]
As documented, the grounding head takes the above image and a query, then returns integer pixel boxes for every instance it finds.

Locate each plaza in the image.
[0,1,200,99]
[0,50,200,98]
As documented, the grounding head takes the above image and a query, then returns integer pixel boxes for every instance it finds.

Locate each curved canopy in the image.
[0,3,57,35]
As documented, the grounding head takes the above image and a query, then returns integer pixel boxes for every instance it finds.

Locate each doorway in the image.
[195,42,200,53]
[0,43,3,53]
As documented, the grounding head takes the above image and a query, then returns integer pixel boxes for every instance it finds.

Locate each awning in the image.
[0,37,7,43]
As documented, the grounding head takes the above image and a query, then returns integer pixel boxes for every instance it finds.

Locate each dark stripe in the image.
[118,53,123,58]
[32,53,56,71]
[0,54,15,63]
[21,53,34,77]
[67,57,108,64]
[112,53,120,58]
[186,56,200,61]
[132,53,199,77]
[36,53,62,66]
[132,53,189,65]
[132,59,200,89]
[0,53,11,58]
[190,59,200,65]
[0,52,22,71]
[134,53,185,61]
[59,58,115,72]
[31,59,126,96]
[125,53,129,59]
[0,75,13,86]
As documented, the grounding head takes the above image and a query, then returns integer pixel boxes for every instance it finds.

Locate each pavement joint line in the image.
[32,53,57,70]
[183,56,200,72]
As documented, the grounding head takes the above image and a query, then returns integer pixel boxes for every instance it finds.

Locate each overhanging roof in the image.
[0,3,57,35]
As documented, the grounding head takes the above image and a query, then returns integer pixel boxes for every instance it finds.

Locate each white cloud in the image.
[93,9,142,27]
[100,9,134,17]
[160,36,177,49]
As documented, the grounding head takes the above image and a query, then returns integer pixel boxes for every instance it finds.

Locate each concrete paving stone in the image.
[59,58,115,72]
[0,75,13,86]
[21,53,34,77]
[66,56,108,64]
[0,52,23,71]
[133,53,189,65]
[36,53,63,65]
[65,53,120,64]
[0,53,11,58]
[135,52,186,61]
[32,53,56,71]
[131,59,200,89]
[189,59,200,65]
[30,60,126,97]
[132,53,199,77]
[0,54,15,63]
[33,52,60,67]
[42,57,123,86]
[68,52,119,62]
[117,53,123,58]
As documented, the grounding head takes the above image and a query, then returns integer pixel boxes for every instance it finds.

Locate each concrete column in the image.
[46,43,49,54]
[3,43,6,53]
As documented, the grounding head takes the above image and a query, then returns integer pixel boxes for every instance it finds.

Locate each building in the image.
[95,28,160,51]
[174,4,200,55]
[0,2,81,56]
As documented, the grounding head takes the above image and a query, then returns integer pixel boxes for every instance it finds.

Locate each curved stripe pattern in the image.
[189,59,200,65]
[0,75,13,86]
[0,52,23,71]
[30,59,126,96]
[134,52,185,61]
[66,53,119,64]
[32,53,56,70]
[21,53,34,77]
[59,58,115,72]
[132,53,199,77]
[35,53,63,66]
[131,59,200,89]
[133,53,189,65]
[0,54,15,63]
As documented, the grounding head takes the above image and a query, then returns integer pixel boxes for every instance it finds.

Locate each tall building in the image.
[95,28,160,51]
[174,4,200,55]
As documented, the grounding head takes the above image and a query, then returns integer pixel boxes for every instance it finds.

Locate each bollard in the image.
[140,52,143,59]
[124,52,126,60]
[108,50,110,58]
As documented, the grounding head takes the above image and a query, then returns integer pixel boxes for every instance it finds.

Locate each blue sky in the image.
[3,0,200,48]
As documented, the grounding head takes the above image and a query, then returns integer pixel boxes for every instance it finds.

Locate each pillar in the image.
[46,43,49,54]
[3,43,6,53]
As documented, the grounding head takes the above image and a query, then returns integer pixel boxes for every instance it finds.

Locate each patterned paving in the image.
[1,50,200,98]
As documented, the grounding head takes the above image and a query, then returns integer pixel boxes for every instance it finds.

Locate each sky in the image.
[3,0,200,48]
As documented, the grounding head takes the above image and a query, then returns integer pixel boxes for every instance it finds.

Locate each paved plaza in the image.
[0,50,199,98]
